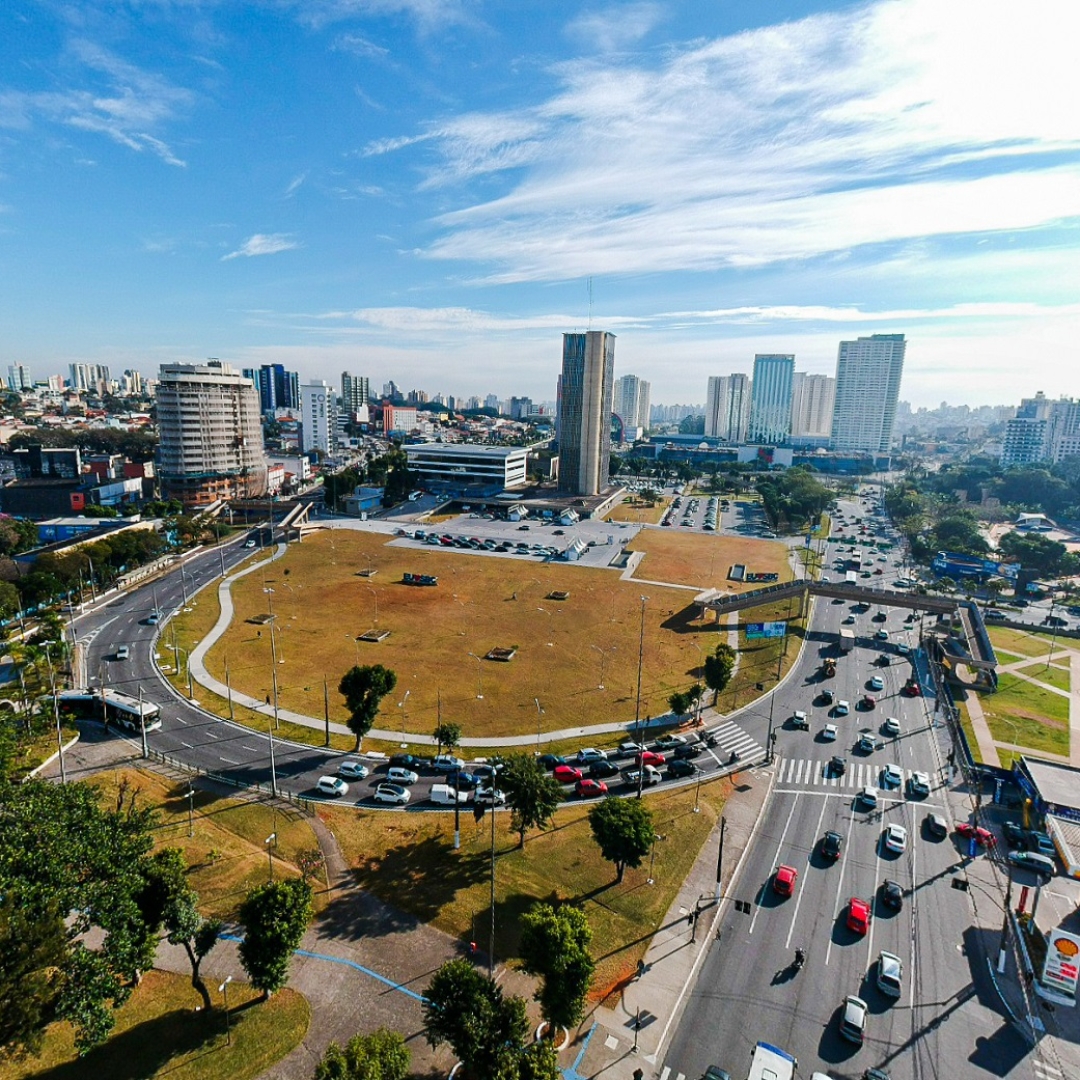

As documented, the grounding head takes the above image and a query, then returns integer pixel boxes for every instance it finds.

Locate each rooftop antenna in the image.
[587,277,593,331]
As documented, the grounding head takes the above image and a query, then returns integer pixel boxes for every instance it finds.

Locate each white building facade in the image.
[705,374,752,441]
[300,382,335,455]
[790,373,836,439]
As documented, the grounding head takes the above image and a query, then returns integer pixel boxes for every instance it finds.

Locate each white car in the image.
[897,643,912,655]
[475,786,506,806]
[337,759,369,780]
[387,767,419,785]
[823,724,839,741]
[373,783,410,805]
[884,823,908,853]
[835,701,850,716]
[907,770,930,797]
[882,763,903,787]
[317,776,348,798]
[869,675,884,691]
[619,740,645,755]
[575,748,608,764]
[654,734,687,749]
[116,645,130,661]
[877,951,903,998]
[884,716,901,736]
[858,786,878,807]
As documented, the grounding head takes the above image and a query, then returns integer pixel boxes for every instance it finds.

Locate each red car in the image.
[635,751,666,767]
[575,778,608,798]
[847,896,871,935]
[773,864,798,897]
[956,822,996,847]
[902,681,922,697]
[553,765,583,784]
[862,695,876,710]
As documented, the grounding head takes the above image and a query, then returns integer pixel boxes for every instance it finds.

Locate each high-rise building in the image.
[748,355,794,444]
[705,374,751,441]
[242,363,300,414]
[790,373,836,439]
[157,362,267,506]
[614,374,651,437]
[69,363,111,395]
[484,394,499,411]
[830,334,906,452]
[300,382,335,455]
[557,331,616,496]
[121,369,144,396]
[7,364,33,391]
[1000,393,1080,466]
[341,372,370,417]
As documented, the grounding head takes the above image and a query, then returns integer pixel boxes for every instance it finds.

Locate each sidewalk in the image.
[564,760,774,1080]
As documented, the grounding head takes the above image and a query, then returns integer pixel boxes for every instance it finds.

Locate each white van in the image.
[430,784,467,806]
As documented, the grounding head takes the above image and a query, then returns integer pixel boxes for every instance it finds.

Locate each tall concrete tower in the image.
[557,331,616,496]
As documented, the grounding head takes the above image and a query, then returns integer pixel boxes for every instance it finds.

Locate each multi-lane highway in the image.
[663,494,1031,1080]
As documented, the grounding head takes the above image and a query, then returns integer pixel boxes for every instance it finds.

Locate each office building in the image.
[615,374,651,438]
[748,355,794,445]
[790,373,836,439]
[7,364,33,392]
[558,331,616,496]
[705,374,752,441]
[341,372,370,416]
[157,362,268,506]
[242,363,300,415]
[830,334,906,452]
[300,382,335,455]
[383,404,419,434]
[405,444,529,490]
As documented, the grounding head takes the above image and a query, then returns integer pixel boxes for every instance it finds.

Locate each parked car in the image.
[317,776,348,798]
[337,759,369,780]
[1008,851,1056,877]
[956,822,996,847]
[1003,821,1026,848]
[1028,831,1057,857]
[373,783,410,805]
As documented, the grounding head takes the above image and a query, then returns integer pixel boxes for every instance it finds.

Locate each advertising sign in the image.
[1042,929,1080,1002]
[745,621,787,640]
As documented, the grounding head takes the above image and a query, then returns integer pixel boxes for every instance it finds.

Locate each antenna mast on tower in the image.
[587,277,593,331]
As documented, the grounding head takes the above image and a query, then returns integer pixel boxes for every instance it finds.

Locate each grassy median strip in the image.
[1016,660,1071,693]
[321,778,731,997]
[0,970,309,1080]
[981,673,1070,758]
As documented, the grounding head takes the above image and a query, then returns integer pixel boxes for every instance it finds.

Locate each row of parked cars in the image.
[415,531,562,558]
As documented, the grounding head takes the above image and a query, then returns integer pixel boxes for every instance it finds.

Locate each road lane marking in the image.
[749,792,801,937]
[825,795,860,967]
[785,795,829,951]
[180,741,193,749]
[204,730,219,739]
[219,756,240,765]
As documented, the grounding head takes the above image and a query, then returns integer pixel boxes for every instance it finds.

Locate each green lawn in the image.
[982,673,1070,758]
[955,699,984,764]
[1017,661,1071,693]
[0,970,309,1080]
[987,626,1059,659]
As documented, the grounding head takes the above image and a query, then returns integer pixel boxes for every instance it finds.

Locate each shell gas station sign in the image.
[1042,929,1080,1005]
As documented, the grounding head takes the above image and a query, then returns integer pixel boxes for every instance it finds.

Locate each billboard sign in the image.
[745,621,787,640]
[1042,929,1080,1001]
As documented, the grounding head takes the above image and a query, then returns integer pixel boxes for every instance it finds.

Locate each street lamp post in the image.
[266,833,277,880]
[186,787,195,837]
[590,644,614,690]
[634,596,649,733]
[219,976,233,1045]
[399,689,410,745]
[534,697,544,748]
[366,586,379,628]
[467,653,484,699]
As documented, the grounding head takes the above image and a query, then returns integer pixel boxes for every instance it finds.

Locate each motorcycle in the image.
[728,749,740,764]
[705,733,718,748]
[793,948,806,971]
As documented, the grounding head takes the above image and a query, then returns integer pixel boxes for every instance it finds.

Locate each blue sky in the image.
[2,0,1078,408]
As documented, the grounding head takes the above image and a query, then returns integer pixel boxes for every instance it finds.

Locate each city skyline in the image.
[1,1,1077,408]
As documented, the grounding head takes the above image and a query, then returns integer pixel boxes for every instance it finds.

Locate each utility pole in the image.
[634,595,649,732]
[715,815,726,900]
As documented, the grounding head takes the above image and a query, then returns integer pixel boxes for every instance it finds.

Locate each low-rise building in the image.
[405,444,530,490]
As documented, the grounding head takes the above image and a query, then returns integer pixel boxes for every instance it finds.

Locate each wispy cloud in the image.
[294,0,476,35]
[360,131,437,157]
[222,233,299,261]
[284,172,307,197]
[332,33,391,60]
[0,40,191,166]
[406,0,1080,282]
[564,3,663,53]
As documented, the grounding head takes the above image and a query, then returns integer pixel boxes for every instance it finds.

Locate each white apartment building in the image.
[300,382,335,455]
[1001,393,1080,466]
[790,373,835,439]
[157,362,267,506]
[830,334,905,452]
[614,374,651,439]
[705,374,751,441]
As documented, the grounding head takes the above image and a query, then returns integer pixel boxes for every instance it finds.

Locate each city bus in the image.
[56,689,162,734]
[746,1041,797,1080]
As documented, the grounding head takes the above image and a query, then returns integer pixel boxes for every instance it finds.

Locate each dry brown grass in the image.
[320,777,730,996]
[192,530,786,739]
[625,529,792,590]
[606,496,670,525]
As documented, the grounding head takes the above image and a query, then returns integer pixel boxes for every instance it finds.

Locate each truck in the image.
[821,657,837,678]
[403,572,438,586]
[839,628,855,653]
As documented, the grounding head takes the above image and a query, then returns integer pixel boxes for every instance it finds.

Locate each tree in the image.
[519,904,595,1032]
[315,1028,410,1080]
[433,721,462,756]
[237,878,313,999]
[423,958,529,1080]
[668,690,691,720]
[498,753,563,849]
[703,643,736,699]
[588,797,655,883]
[338,665,397,750]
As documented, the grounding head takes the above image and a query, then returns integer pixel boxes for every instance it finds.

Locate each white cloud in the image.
[564,3,663,53]
[284,172,307,197]
[222,233,299,260]
[407,0,1080,283]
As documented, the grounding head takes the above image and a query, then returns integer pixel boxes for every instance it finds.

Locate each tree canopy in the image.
[237,878,314,998]
[588,797,656,883]
[498,753,563,849]
[519,904,594,1032]
[338,665,398,750]
[315,1028,410,1080]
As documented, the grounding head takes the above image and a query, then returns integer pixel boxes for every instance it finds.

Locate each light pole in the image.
[467,653,484,699]
[266,833,277,880]
[590,644,614,690]
[366,585,379,628]
[186,786,195,837]
[219,976,233,1045]
[399,689,410,745]
[534,697,544,749]
[634,596,649,733]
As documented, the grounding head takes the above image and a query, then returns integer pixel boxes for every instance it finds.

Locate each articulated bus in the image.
[746,1041,797,1080]
[56,689,162,734]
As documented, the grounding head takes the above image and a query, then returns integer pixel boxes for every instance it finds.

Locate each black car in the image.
[925,812,948,840]
[819,688,835,705]
[881,879,904,909]
[673,742,703,760]
[451,771,480,791]
[537,754,566,771]
[821,830,843,860]
[667,759,698,779]
[388,753,428,772]
[588,760,620,779]
[1003,821,1026,849]
[829,755,847,776]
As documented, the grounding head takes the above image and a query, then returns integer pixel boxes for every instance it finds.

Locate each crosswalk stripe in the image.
[659,1067,671,1080]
